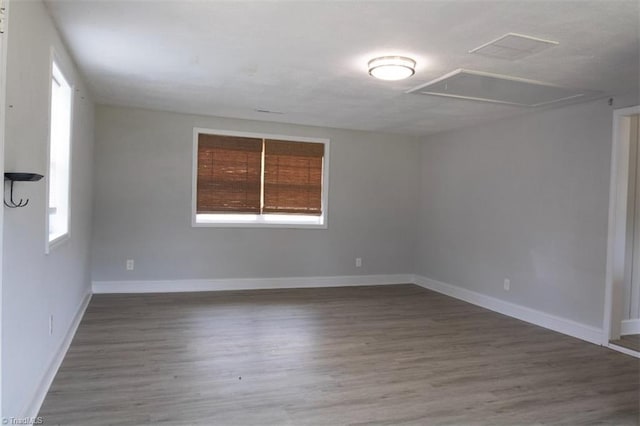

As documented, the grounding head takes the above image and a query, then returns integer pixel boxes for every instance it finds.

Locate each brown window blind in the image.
[263,139,324,215]
[197,134,263,213]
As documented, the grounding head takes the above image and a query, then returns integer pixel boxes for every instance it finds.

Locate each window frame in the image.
[45,49,74,253]
[191,127,330,229]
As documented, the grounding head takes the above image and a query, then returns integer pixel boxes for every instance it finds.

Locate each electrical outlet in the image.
[503,278,511,291]
[126,259,134,271]
[49,315,54,336]
[355,258,362,268]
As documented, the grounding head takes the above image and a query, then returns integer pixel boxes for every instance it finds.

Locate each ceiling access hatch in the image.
[469,33,559,60]
[406,69,587,107]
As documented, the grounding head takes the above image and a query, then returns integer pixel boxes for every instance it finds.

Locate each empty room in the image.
[0,0,639,424]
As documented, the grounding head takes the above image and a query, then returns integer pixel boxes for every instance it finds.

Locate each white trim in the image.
[92,274,413,294]
[621,318,640,335]
[21,291,92,420]
[192,213,325,229]
[604,105,640,344]
[192,127,329,145]
[413,275,604,345]
[43,48,54,254]
[607,343,640,359]
[47,232,70,252]
[191,127,330,229]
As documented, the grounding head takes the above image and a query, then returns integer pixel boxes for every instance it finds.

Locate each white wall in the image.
[2,0,94,417]
[94,97,639,332]
[416,98,637,329]
[91,106,420,284]
[0,0,12,417]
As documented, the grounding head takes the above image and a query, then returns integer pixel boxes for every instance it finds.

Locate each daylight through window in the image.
[47,60,72,247]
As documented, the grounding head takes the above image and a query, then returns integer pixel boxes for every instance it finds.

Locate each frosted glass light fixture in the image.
[368,56,416,81]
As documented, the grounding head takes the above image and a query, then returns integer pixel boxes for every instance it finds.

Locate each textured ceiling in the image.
[45,0,640,136]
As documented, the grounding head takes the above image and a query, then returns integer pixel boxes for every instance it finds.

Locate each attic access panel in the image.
[406,69,585,107]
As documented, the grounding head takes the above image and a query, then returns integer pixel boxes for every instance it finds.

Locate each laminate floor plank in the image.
[38,285,639,425]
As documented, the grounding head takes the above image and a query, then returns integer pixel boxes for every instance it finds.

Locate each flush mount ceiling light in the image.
[368,56,416,81]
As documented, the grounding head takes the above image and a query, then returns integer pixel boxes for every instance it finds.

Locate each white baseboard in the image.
[92,274,414,294]
[94,274,604,345]
[22,291,92,419]
[621,318,640,335]
[607,343,640,358]
[413,275,604,345]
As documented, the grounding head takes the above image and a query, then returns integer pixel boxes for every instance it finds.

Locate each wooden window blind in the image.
[197,134,263,213]
[263,139,324,215]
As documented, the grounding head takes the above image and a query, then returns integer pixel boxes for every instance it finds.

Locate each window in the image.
[193,129,329,228]
[46,59,72,249]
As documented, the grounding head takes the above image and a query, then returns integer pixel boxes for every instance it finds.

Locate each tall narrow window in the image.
[193,129,329,228]
[47,60,72,247]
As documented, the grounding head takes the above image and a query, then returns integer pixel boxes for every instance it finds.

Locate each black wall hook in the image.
[4,173,44,208]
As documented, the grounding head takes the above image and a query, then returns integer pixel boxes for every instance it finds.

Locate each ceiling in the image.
[45,0,639,136]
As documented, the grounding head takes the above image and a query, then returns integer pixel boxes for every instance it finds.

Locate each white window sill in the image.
[193,214,327,229]
[46,232,69,254]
